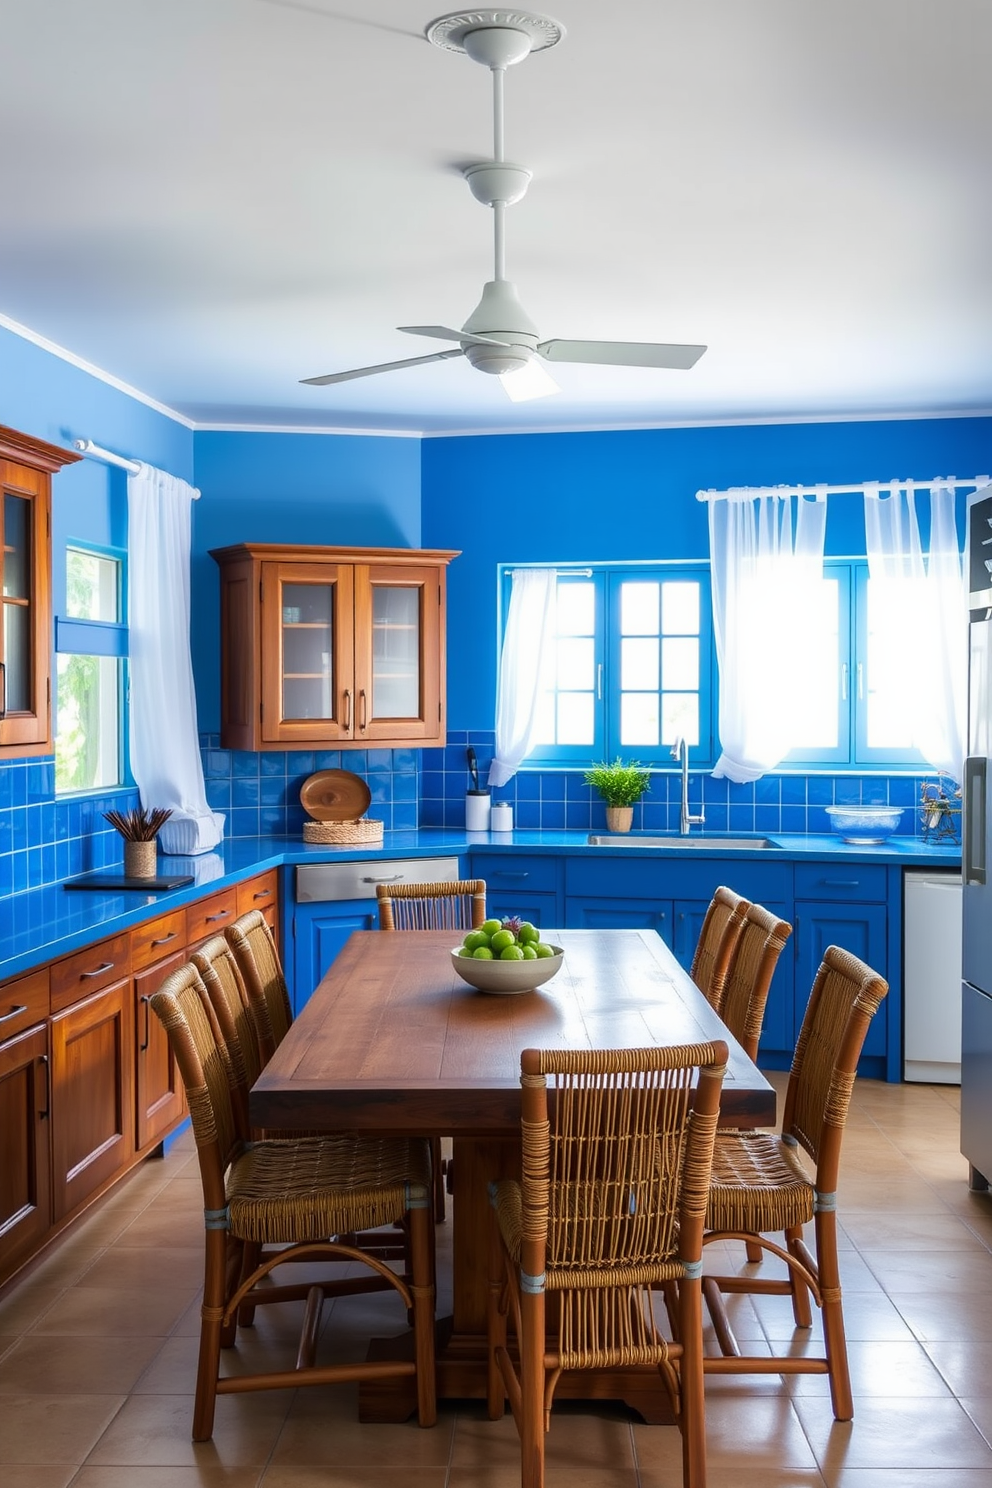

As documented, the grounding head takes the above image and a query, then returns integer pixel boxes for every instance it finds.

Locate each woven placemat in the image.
[302,818,384,845]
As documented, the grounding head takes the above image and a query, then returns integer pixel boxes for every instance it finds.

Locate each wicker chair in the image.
[376,878,487,932]
[689,885,750,1009]
[709,901,793,1063]
[487,1041,728,1488]
[701,944,888,1421]
[377,878,487,1220]
[149,962,437,1441]
[224,908,293,1060]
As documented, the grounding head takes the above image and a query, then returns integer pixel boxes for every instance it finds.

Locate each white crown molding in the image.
[193,421,423,439]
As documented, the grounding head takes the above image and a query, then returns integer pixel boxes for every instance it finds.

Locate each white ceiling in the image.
[4,0,991,436]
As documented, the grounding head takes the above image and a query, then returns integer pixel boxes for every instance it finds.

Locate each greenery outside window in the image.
[55,546,128,794]
[517,565,714,768]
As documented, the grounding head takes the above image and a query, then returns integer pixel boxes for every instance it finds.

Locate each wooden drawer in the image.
[51,933,130,1014]
[0,967,50,1043]
[130,909,186,972]
[186,885,239,947]
[238,869,278,917]
[794,863,888,902]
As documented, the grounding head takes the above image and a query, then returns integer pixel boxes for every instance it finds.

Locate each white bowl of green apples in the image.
[451,916,564,994]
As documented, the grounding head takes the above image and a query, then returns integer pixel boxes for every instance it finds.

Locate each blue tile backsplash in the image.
[0,730,957,900]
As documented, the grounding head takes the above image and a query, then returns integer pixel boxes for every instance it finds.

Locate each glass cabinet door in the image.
[0,463,50,752]
[260,562,354,743]
[354,565,442,741]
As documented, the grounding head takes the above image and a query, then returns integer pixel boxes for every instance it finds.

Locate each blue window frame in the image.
[55,544,130,795]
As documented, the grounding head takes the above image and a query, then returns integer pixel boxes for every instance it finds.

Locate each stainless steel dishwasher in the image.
[291,856,462,1011]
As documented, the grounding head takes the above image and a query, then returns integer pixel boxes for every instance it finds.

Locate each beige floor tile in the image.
[959,1395,992,1443]
[29,1287,195,1339]
[841,1210,989,1251]
[0,1286,63,1339]
[0,1334,163,1394]
[791,1395,992,1472]
[84,1391,291,1467]
[922,1338,992,1396]
[0,1394,125,1464]
[0,1466,79,1488]
[450,1402,635,1473]
[785,1339,951,1398]
[261,1469,448,1488]
[827,1473,992,1488]
[75,1248,204,1294]
[272,1389,454,1468]
[884,1288,992,1343]
[641,1471,826,1488]
[73,1469,261,1488]
[634,1394,818,1472]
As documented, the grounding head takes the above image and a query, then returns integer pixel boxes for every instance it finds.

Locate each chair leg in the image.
[519,1287,546,1488]
[678,1277,708,1488]
[192,1229,228,1441]
[814,1210,853,1421]
[431,1138,446,1223]
[784,1224,814,1329]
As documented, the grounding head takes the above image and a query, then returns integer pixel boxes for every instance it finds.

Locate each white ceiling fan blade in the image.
[398,324,512,349]
[499,359,560,402]
[537,339,707,370]
[301,348,464,386]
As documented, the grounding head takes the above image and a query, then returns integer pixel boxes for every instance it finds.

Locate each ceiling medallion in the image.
[425,10,565,56]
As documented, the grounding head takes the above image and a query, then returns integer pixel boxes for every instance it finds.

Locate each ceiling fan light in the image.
[499,358,560,402]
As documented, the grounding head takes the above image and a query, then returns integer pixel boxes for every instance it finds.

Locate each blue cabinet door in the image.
[290,899,379,1014]
[484,891,558,929]
[565,896,674,947]
[794,900,889,1074]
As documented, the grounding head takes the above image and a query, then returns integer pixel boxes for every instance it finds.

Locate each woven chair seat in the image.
[228,1135,431,1245]
[706,1131,814,1234]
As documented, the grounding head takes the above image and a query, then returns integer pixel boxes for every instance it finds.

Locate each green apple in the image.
[534,942,556,958]
[499,944,525,960]
[481,919,502,937]
[521,945,538,960]
[473,945,495,959]
[463,929,490,952]
[490,928,515,953]
[518,922,539,944]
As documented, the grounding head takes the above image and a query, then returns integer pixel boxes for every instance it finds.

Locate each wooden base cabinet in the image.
[210,543,459,751]
[0,1021,51,1279]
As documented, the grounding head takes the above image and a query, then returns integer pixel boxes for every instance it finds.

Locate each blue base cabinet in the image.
[289,900,380,1015]
[469,853,562,930]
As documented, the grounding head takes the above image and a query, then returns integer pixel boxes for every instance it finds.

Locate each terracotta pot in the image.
[124,839,158,878]
[605,805,634,833]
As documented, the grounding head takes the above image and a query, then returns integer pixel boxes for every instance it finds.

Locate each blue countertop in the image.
[0,827,960,985]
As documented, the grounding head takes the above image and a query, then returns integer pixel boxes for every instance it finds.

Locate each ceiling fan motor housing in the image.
[461,279,539,373]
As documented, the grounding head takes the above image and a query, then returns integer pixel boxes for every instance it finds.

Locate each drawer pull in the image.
[205,910,231,923]
[495,870,529,879]
[151,931,179,947]
[0,1003,28,1024]
[253,889,271,900]
[821,879,860,888]
[81,961,114,979]
[361,874,404,884]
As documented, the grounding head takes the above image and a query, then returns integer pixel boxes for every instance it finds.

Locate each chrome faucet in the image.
[671,735,705,836]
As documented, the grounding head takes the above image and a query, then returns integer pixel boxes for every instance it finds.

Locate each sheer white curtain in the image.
[128,464,225,854]
[709,487,828,783]
[488,568,557,788]
[864,481,966,781]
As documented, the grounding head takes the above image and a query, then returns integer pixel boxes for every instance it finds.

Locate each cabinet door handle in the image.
[151,931,178,948]
[343,688,352,730]
[494,870,529,879]
[0,660,5,720]
[139,994,152,1052]
[820,879,860,888]
[253,889,271,900]
[359,689,368,731]
[39,1053,49,1119]
[0,1003,28,1024]
[81,961,114,979]
[205,910,231,923]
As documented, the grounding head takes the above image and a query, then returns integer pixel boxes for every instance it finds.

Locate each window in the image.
[521,566,713,767]
[55,546,128,793]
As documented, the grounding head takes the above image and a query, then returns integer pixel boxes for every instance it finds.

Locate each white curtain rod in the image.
[696,475,989,502]
[72,439,200,498]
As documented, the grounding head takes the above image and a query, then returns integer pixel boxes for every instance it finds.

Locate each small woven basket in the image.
[302,818,384,845]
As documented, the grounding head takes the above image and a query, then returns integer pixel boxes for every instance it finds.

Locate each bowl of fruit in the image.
[452,916,564,995]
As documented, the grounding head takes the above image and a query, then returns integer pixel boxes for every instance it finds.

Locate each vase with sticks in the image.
[103,806,173,879]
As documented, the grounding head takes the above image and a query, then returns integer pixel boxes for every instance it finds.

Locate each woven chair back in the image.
[784,944,889,1176]
[150,962,242,1175]
[520,1042,729,1273]
[190,935,262,1093]
[225,909,293,1057]
[690,885,750,1007]
[716,901,793,1061]
[376,878,487,932]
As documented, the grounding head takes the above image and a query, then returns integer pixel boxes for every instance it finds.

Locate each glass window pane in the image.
[621,692,659,746]
[866,578,915,748]
[789,577,839,749]
[66,548,119,622]
[557,636,594,690]
[55,653,121,791]
[556,581,594,635]
[661,636,698,691]
[532,689,556,745]
[621,582,660,635]
[557,692,594,745]
[621,636,659,690]
[661,581,699,634]
[661,694,698,746]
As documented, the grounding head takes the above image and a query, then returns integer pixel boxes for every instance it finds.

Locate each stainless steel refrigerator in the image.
[962,484,992,1188]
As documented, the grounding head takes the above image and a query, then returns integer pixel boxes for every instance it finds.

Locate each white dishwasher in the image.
[903,869,963,1083]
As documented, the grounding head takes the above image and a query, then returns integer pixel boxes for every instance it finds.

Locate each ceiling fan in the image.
[302,10,706,403]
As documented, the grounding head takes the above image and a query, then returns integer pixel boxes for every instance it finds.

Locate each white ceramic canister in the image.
[490,801,513,832]
[465,789,491,831]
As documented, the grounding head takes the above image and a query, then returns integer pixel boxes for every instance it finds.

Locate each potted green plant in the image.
[583,758,651,833]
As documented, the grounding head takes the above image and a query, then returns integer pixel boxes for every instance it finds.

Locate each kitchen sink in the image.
[586,835,779,849]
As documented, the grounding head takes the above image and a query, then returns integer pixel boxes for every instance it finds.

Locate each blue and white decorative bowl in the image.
[825,805,904,845]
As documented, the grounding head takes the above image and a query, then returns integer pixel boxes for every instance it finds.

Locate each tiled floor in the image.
[3,1075,992,1487]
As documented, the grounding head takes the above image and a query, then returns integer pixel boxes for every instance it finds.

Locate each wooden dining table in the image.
[250,926,776,1422]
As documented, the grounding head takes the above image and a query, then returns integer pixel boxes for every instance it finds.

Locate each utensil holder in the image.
[465,790,491,831]
[124,840,158,878]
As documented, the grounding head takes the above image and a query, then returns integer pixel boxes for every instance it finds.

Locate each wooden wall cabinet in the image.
[0,425,80,757]
[210,543,459,751]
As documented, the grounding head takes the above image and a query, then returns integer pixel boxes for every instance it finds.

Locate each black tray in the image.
[64,872,194,892]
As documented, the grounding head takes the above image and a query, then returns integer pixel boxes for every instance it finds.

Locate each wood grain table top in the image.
[250,927,777,1135]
